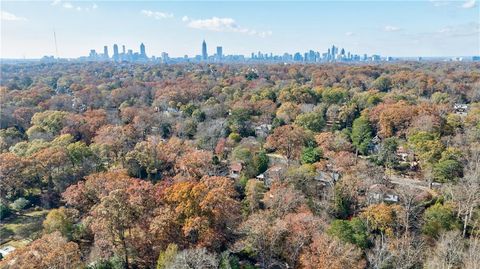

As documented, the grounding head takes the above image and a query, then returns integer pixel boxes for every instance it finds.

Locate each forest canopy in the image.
[0,61,479,269]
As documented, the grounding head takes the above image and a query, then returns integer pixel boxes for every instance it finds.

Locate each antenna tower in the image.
[53,29,59,58]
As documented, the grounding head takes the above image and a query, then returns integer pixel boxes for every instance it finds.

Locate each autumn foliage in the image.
[1,62,479,268]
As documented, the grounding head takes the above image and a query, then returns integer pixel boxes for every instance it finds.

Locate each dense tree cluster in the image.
[0,62,479,268]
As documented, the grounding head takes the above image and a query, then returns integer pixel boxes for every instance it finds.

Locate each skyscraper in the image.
[103,45,109,59]
[293,52,303,61]
[89,49,97,60]
[308,50,315,62]
[161,52,169,63]
[122,45,126,54]
[140,43,146,57]
[113,44,119,61]
[202,40,208,61]
[216,46,223,61]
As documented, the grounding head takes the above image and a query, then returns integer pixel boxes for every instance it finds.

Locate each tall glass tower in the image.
[140,43,146,57]
[113,44,119,61]
[103,45,109,59]
[202,40,208,61]
[216,46,223,61]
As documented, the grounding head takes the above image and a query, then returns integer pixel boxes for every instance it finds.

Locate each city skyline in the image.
[1,1,479,59]
[78,40,398,63]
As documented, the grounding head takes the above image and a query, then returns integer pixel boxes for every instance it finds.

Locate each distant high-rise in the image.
[202,40,208,61]
[216,46,223,60]
[103,45,109,59]
[161,52,169,63]
[89,49,97,59]
[293,52,303,61]
[140,43,146,57]
[308,50,315,62]
[81,42,380,64]
[113,44,119,61]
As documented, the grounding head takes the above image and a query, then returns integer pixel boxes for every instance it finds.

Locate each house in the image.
[229,162,243,179]
[254,124,272,138]
[266,153,288,166]
[367,184,399,204]
[157,107,181,116]
[261,165,287,187]
[315,170,340,186]
[313,170,341,199]
[168,107,179,113]
[369,135,381,154]
[430,182,443,190]
[453,103,468,115]
[325,120,341,129]
[396,146,411,162]
[396,146,419,170]
[0,245,16,257]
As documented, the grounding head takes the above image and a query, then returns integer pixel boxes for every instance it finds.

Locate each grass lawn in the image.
[0,209,50,249]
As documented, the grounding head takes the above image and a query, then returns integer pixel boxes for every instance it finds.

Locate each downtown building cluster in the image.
[76,40,396,64]
[81,43,149,62]
[249,44,387,63]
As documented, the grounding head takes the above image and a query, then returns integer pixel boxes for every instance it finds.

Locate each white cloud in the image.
[187,17,236,31]
[345,31,354,36]
[410,22,479,41]
[62,2,73,9]
[141,10,174,19]
[384,25,401,32]
[186,16,272,38]
[52,1,97,12]
[182,16,189,22]
[436,22,479,37]
[461,0,476,8]
[0,11,27,21]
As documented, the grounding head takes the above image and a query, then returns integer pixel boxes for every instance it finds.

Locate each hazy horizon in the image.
[1,0,479,59]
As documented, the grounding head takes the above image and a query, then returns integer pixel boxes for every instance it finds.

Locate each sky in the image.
[1,0,479,59]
